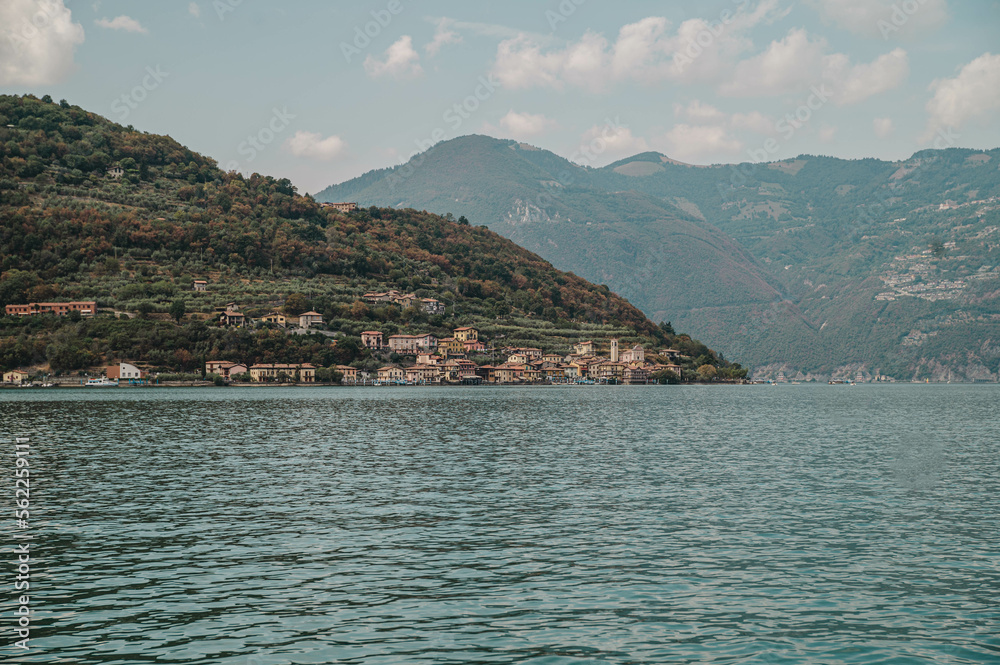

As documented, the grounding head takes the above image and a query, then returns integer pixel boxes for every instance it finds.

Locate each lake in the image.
[1,384,998,664]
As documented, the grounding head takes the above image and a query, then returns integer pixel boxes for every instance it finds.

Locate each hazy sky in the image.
[2,0,999,194]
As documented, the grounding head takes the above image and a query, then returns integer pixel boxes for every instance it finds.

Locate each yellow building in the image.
[260,313,286,327]
[439,337,465,355]
[3,370,30,384]
[249,363,316,383]
[377,366,405,382]
[336,365,359,383]
[453,326,478,342]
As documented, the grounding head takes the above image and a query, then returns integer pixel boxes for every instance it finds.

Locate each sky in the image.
[1,0,999,194]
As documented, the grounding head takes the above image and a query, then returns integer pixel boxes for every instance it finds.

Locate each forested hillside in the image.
[318,135,1000,381]
[0,94,736,378]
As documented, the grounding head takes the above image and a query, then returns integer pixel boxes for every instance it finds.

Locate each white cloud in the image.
[818,124,837,142]
[719,28,908,105]
[363,35,423,79]
[665,101,775,161]
[673,100,727,123]
[730,110,775,134]
[925,53,1000,137]
[491,2,784,91]
[498,110,557,139]
[873,117,894,138]
[95,15,147,33]
[429,18,557,45]
[661,124,744,162]
[808,0,949,38]
[284,131,347,161]
[721,28,825,96]
[188,3,200,18]
[573,123,650,165]
[0,0,84,86]
[826,47,909,105]
[675,101,776,134]
[426,17,461,56]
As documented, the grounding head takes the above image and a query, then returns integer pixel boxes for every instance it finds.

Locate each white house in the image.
[107,362,145,380]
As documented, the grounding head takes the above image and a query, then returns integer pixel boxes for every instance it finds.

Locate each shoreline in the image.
[4,380,995,390]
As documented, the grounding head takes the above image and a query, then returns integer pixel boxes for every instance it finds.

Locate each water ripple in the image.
[1,385,998,664]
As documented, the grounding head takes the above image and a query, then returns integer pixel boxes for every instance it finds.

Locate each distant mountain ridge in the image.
[316,135,1000,381]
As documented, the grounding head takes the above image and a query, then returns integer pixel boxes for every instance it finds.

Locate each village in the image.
[203,325,686,386]
[2,292,690,387]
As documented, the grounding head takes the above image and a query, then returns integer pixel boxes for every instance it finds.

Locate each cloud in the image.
[428,18,557,45]
[924,52,1000,138]
[573,123,650,165]
[364,35,423,79]
[95,15,147,33]
[720,28,825,96]
[493,31,610,91]
[661,100,783,162]
[496,110,557,139]
[826,47,909,105]
[425,17,461,56]
[675,101,775,135]
[873,117,894,138]
[818,124,837,142]
[673,100,727,123]
[807,0,949,38]
[719,28,908,104]
[188,3,200,18]
[661,123,744,161]
[491,2,784,91]
[284,131,347,161]
[0,0,84,86]
[730,110,775,134]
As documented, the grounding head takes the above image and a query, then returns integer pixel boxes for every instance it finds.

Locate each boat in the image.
[85,378,118,387]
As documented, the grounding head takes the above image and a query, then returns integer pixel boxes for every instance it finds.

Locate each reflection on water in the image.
[2,385,998,664]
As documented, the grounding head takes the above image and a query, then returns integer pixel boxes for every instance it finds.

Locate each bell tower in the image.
[610,338,619,362]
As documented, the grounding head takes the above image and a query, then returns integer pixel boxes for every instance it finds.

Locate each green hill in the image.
[317,136,1000,381]
[0,94,735,378]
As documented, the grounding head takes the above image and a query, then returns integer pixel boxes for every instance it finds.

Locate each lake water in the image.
[1,385,998,664]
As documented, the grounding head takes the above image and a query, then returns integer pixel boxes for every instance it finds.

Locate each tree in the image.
[650,369,679,384]
[697,364,717,380]
[170,299,186,323]
[136,301,155,319]
[659,320,675,335]
[458,215,469,225]
[349,301,369,320]
[283,292,309,316]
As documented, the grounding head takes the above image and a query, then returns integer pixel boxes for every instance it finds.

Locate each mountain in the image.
[315,136,812,359]
[0,94,738,378]
[317,136,1000,381]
